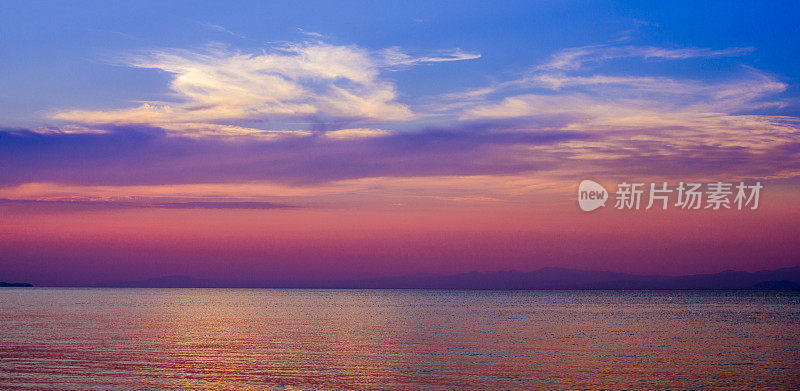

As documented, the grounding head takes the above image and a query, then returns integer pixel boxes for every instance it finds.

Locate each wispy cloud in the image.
[379,46,481,68]
[0,119,583,187]
[22,40,800,199]
[52,41,480,139]
[324,128,393,139]
[440,44,757,101]
[297,28,326,38]
[200,22,246,39]
[434,42,799,183]
[53,41,420,136]
[537,44,753,71]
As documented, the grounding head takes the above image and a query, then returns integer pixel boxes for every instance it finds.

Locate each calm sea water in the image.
[1,289,799,390]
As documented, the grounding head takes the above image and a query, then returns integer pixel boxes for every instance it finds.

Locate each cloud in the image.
[0,177,566,209]
[53,42,418,136]
[297,28,326,39]
[0,119,585,187]
[10,40,800,201]
[462,70,787,120]
[52,41,480,139]
[459,68,792,156]
[379,46,481,68]
[31,125,110,135]
[537,44,753,71]
[324,128,392,139]
[199,22,246,39]
[427,40,797,183]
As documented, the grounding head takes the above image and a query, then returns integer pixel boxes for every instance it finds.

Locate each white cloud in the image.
[447,42,797,180]
[53,42,424,136]
[45,39,799,182]
[31,125,110,135]
[324,128,392,139]
[297,28,326,38]
[463,70,787,121]
[379,46,481,68]
[200,22,246,39]
[53,41,482,138]
[538,44,753,71]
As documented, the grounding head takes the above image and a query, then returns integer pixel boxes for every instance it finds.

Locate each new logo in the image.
[578,180,608,212]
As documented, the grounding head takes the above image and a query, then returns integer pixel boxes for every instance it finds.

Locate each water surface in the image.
[1,289,799,390]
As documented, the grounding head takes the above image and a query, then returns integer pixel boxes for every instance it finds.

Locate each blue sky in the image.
[2,0,799,128]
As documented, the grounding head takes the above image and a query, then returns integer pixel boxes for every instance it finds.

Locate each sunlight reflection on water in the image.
[1,289,799,390]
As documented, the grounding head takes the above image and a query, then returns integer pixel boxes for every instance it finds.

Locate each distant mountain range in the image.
[90,266,800,290]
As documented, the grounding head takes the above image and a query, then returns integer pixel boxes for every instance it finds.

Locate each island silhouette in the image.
[0,282,33,287]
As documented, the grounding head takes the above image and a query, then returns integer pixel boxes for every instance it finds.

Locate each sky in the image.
[1,1,799,285]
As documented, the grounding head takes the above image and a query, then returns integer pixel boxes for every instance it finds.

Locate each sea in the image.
[1,288,799,390]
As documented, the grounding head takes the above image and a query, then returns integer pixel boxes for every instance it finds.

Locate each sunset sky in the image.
[1,1,799,285]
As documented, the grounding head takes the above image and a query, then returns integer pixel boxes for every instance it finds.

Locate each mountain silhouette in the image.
[92,266,800,289]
